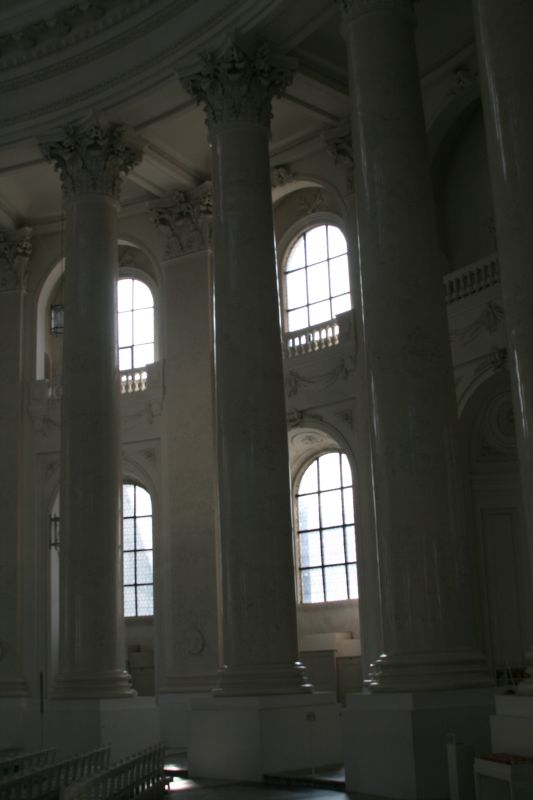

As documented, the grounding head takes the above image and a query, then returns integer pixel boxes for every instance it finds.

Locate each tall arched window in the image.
[122,482,154,617]
[296,451,357,603]
[283,224,350,332]
[117,278,155,370]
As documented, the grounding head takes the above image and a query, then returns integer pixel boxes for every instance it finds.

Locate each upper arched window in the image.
[296,451,357,604]
[122,482,154,617]
[117,278,155,370]
[283,224,350,332]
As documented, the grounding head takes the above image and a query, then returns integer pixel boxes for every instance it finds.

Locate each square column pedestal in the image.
[0,698,30,750]
[158,693,211,752]
[344,690,495,800]
[490,694,533,756]
[188,692,342,781]
[44,697,160,760]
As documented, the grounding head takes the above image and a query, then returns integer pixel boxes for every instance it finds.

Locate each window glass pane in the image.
[118,311,133,348]
[322,527,345,566]
[345,525,357,563]
[343,487,355,524]
[299,531,322,568]
[124,585,136,617]
[135,486,152,517]
[132,343,154,368]
[133,280,153,310]
[133,308,154,345]
[327,225,347,259]
[287,307,309,333]
[117,279,133,312]
[286,269,307,311]
[331,293,351,318]
[286,236,306,272]
[324,565,348,601]
[320,489,343,527]
[307,262,330,304]
[136,585,154,616]
[301,569,324,603]
[136,517,152,550]
[341,454,352,487]
[305,226,328,265]
[298,493,319,531]
[299,461,318,495]
[308,300,332,326]
[122,484,135,518]
[136,551,153,583]
[348,563,359,599]
[123,552,135,584]
[123,518,135,551]
[318,452,341,491]
[119,347,132,371]
[329,255,350,296]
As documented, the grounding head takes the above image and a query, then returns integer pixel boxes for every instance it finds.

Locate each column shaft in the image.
[473,0,533,684]
[342,0,489,689]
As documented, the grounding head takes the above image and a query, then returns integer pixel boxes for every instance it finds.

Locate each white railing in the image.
[120,370,148,394]
[0,746,110,800]
[0,748,56,778]
[284,321,340,358]
[444,254,499,304]
[60,744,166,800]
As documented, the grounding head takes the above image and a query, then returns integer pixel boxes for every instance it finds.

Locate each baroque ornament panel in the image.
[0,228,32,292]
[150,184,213,257]
[182,41,294,129]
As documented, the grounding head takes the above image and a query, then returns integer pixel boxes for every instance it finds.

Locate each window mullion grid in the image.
[326,226,334,321]
[133,485,138,616]
[316,465,327,603]
[304,231,312,329]
[338,452,351,598]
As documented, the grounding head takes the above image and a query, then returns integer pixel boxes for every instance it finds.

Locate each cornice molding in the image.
[182,41,295,130]
[0,227,32,293]
[150,183,213,257]
[40,117,143,201]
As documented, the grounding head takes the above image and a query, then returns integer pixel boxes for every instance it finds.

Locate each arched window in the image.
[296,451,357,603]
[122,482,154,617]
[283,224,350,332]
[117,278,155,370]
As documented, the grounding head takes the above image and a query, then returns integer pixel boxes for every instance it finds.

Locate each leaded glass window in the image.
[123,482,154,617]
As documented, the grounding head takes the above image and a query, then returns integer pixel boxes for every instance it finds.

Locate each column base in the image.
[158,691,212,751]
[366,650,492,692]
[214,661,312,696]
[490,694,533,757]
[0,697,29,750]
[344,689,495,799]
[45,696,160,760]
[188,692,342,782]
[52,669,135,699]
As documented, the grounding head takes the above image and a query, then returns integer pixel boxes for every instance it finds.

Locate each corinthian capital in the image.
[182,41,294,130]
[41,116,143,201]
[337,0,415,21]
[0,227,32,292]
[150,183,213,257]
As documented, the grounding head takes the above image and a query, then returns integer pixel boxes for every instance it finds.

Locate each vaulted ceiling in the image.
[0,0,475,230]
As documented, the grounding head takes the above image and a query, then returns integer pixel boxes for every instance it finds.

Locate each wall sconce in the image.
[50,304,64,336]
[49,513,60,550]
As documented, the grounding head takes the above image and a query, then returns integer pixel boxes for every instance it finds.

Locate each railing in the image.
[60,745,166,800]
[120,370,148,394]
[284,321,340,358]
[0,746,110,800]
[0,749,56,779]
[444,254,500,304]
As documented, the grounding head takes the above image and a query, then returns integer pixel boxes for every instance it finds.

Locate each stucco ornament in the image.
[182,41,294,129]
[151,185,213,257]
[0,228,32,292]
[41,116,143,200]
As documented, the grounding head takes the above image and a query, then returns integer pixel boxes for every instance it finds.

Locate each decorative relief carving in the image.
[41,116,143,200]
[0,228,32,292]
[185,627,205,656]
[337,0,415,21]
[297,189,325,216]
[323,123,353,191]
[150,184,212,257]
[285,356,355,398]
[271,164,296,187]
[476,391,516,462]
[449,65,478,97]
[450,301,504,345]
[182,41,294,129]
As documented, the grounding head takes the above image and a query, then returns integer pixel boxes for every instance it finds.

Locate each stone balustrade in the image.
[444,254,500,304]
[284,321,340,358]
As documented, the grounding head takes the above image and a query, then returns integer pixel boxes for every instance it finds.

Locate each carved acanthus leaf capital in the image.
[41,117,143,201]
[182,42,294,130]
[0,227,32,292]
[150,183,213,257]
[337,0,415,21]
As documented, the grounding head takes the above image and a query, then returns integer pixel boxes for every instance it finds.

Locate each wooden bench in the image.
[60,745,167,800]
[0,749,57,779]
[0,746,110,800]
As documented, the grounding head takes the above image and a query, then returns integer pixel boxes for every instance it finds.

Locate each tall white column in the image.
[339,0,489,691]
[473,0,533,691]
[0,229,31,702]
[41,119,142,698]
[183,43,310,696]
